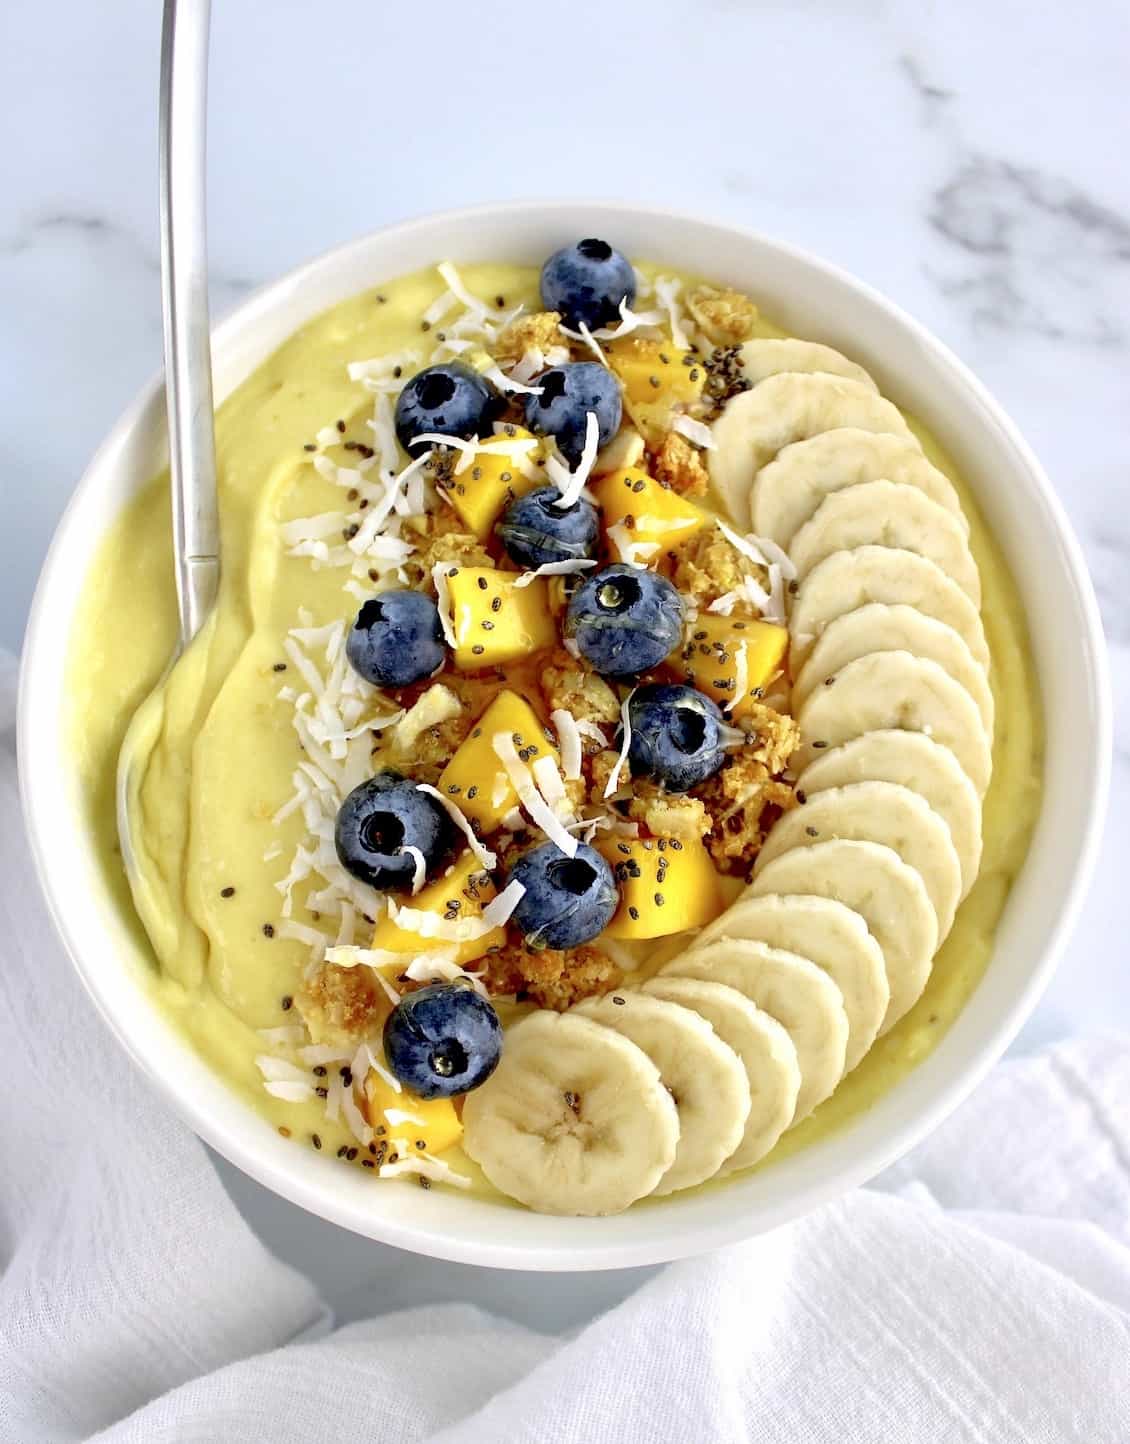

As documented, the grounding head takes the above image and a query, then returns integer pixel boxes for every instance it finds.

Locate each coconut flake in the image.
[531,753,572,819]
[393,684,461,751]
[512,558,597,588]
[653,275,689,349]
[379,1154,472,1189]
[546,412,600,509]
[436,260,490,317]
[403,954,491,1000]
[386,900,492,943]
[341,1083,373,1147]
[422,288,458,327]
[350,451,433,552]
[430,563,458,647]
[415,783,497,871]
[399,845,426,895]
[323,944,437,971]
[278,919,331,949]
[603,690,636,799]
[384,1107,427,1128]
[255,1055,313,1084]
[483,364,543,397]
[672,414,716,450]
[765,562,787,626]
[607,523,660,568]
[492,733,578,857]
[481,879,526,928]
[551,708,584,781]
[264,1080,316,1103]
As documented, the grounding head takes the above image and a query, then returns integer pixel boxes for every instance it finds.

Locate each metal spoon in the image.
[117,0,218,888]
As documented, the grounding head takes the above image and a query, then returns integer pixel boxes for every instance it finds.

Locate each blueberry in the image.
[346,590,445,689]
[565,565,685,679]
[621,683,726,793]
[540,239,636,331]
[395,362,502,452]
[508,841,619,950]
[335,770,456,892]
[383,983,503,1099]
[523,363,621,466]
[495,487,600,569]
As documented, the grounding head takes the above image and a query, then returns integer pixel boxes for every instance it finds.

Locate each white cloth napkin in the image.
[1,648,1127,1444]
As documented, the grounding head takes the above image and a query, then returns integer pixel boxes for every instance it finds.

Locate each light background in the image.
[2,0,1127,1327]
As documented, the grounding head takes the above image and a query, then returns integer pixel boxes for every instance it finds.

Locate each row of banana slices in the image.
[462,339,992,1215]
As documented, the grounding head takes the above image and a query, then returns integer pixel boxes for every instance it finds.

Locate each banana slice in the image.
[755,781,963,941]
[694,894,888,1072]
[792,603,994,734]
[750,427,968,547]
[709,374,914,526]
[641,977,801,1171]
[788,481,981,605]
[789,546,990,673]
[461,1010,679,1216]
[739,338,878,392]
[799,731,983,897]
[793,650,993,796]
[750,839,938,1034]
[663,940,849,1121]
[575,993,750,1195]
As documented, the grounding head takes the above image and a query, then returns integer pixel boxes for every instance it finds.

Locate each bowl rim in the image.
[17,200,1112,1269]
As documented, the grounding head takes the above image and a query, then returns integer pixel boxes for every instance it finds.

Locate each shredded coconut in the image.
[603,690,636,799]
[491,733,578,857]
[607,522,660,568]
[672,414,716,450]
[513,558,597,588]
[379,1154,472,1189]
[551,708,584,780]
[403,954,491,999]
[415,783,498,871]
[545,412,600,508]
[653,275,690,349]
[430,563,458,647]
[264,1080,317,1103]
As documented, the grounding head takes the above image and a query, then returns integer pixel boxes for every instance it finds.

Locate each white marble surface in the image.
[3,0,1127,1327]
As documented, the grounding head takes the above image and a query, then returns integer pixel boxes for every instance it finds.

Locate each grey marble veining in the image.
[2,0,1126,1322]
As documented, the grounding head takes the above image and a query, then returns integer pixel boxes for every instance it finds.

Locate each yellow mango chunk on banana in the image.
[592,465,710,560]
[446,568,557,670]
[599,834,725,939]
[437,689,559,832]
[364,1070,463,1156]
[670,614,788,717]
[370,849,505,965]
[446,427,544,540]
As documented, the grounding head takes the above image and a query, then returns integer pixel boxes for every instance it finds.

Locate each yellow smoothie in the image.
[67,261,1044,1187]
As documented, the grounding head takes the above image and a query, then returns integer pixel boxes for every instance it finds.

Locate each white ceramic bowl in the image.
[19,203,1110,1270]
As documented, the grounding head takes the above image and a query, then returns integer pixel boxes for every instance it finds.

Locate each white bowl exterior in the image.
[18,203,1110,1269]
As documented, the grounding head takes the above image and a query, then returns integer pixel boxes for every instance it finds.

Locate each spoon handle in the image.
[159,0,219,651]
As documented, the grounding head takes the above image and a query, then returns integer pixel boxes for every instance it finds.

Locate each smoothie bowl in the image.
[19,203,1108,1267]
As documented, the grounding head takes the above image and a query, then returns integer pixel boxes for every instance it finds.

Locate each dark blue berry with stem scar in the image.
[508,842,618,950]
[565,564,685,679]
[540,239,636,331]
[335,770,456,892]
[346,590,445,688]
[383,983,503,1099]
[394,362,502,452]
[621,683,726,793]
[523,363,621,466]
[495,486,600,570]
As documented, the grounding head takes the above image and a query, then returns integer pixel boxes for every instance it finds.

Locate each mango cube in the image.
[446,568,557,670]
[593,466,710,561]
[599,835,725,939]
[446,427,543,540]
[365,1070,463,1156]
[437,689,559,832]
[370,849,505,965]
[670,614,789,717]
[607,338,706,444]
